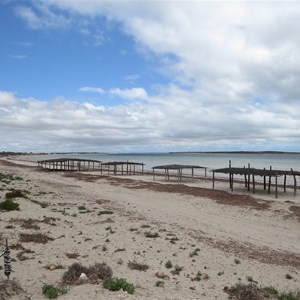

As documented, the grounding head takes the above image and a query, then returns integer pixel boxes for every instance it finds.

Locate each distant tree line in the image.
[0,151,34,157]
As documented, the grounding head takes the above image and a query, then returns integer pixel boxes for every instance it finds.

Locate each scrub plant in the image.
[19,233,53,244]
[103,278,135,294]
[144,231,159,238]
[127,261,149,271]
[0,199,20,211]
[42,284,68,299]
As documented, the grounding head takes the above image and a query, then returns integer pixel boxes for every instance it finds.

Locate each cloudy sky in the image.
[1,0,300,153]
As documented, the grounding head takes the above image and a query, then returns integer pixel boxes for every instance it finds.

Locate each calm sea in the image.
[24,152,300,172]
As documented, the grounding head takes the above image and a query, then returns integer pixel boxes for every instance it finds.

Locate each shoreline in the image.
[2,150,300,155]
[0,158,299,299]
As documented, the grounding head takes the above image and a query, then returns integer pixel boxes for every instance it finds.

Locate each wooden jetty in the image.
[152,164,207,181]
[100,161,145,175]
[38,158,102,171]
[212,164,300,198]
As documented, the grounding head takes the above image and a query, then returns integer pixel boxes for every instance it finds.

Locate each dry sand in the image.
[0,157,299,300]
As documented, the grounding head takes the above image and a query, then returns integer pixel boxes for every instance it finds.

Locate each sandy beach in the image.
[0,157,299,300]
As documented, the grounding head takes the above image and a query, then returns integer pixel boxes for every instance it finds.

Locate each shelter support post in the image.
[291,169,297,196]
[275,174,278,199]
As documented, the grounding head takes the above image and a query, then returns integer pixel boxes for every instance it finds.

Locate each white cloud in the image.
[4,1,300,151]
[15,3,71,30]
[79,87,148,100]
[110,87,148,100]
[0,91,18,106]
[79,87,104,94]
[1,88,299,152]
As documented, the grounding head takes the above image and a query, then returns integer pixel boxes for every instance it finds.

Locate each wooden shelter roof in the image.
[213,167,300,177]
[38,158,102,164]
[101,161,145,166]
[152,164,206,170]
[37,158,102,172]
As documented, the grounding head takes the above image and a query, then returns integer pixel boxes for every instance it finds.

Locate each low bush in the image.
[62,263,87,284]
[19,233,53,244]
[103,278,135,294]
[0,199,20,211]
[86,263,113,281]
[278,291,300,300]
[165,260,173,269]
[0,279,24,300]
[127,261,149,271]
[224,283,300,300]
[62,262,113,284]
[5,190,27,199]
[42,284,68,299]
[98,210,114,215]
[0,173,23,184]
[189,248,200,257]
[144,231,159,238]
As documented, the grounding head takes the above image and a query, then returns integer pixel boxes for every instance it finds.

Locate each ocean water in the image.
[24,152,300,172]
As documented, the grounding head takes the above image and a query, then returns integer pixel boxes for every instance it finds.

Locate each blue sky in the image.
[0,0,300,153]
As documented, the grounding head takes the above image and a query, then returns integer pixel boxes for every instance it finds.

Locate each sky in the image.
[0,0,300,153]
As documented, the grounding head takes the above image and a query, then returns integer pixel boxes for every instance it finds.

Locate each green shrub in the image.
[78,205,86,210]
[171,265,183,275]
[0,199,20,211]
[155,280,164,287]
[0,173,23,183]
[189,248,200,257]
[103,278,135,294]
[278,291,300,300]
[98,210,114,215]
[264,286,278,296]
[285,274,293,280]
[165,260,173,269]
[144,231,159,238]
[42,284,68,299]
[227,282,244,293]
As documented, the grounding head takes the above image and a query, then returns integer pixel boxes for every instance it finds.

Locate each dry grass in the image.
[0,280,24,300]
[62,262,113,285]
[65,253,80,259]
[127,261,149,272]
[19,233,54,244]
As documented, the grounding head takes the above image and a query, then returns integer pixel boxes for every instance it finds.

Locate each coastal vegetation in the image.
[103,277,135,294]
[0,199,20,211]
[19,233,54,244]
[42,284,68,299]
[224,283,300,300]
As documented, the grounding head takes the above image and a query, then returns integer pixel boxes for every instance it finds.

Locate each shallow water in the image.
[24,152,300,172]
